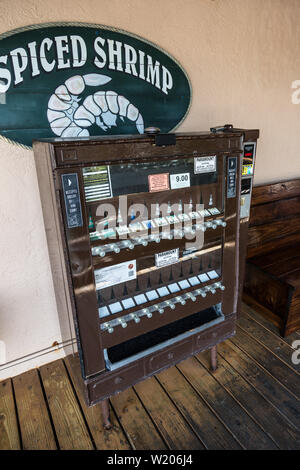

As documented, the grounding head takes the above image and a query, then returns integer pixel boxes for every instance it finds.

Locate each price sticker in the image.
[170,172,190,189]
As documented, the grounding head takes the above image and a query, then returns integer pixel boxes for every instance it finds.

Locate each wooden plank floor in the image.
[1,303,299,450]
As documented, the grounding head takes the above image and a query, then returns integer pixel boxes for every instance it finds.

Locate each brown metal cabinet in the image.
[33,127,259,426]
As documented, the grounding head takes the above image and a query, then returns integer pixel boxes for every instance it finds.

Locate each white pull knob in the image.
[143,308,152,318]
[207,286,216,294]
[187,293,197,302]
[110,244,120,253]
[215,282,225,291]
[166,300,176,310]
[119,318,127,328]
[155,305,164,314]
[130,312,140,323]
[196,289,206,298]
[176,296,186,305]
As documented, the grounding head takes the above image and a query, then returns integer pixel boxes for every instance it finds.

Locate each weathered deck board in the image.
[232,326,300,397]
[218,341,300,430]
[0,304,299,450]
[156,366,242,450]
[0,379,20,450]
[39,360,94,450]
[197,349,300,449]
[177,356,277,449]
[64,355,131,450]
[237,313,300,374]
[241,303,300,347]
[134,376,204,450]
[12,369,56,450]
[110,387,167,450]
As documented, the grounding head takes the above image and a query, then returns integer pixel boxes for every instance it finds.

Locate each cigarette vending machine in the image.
[33,126,259,427]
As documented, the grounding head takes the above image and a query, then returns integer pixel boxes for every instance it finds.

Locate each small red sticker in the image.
[148,173,169,192]
[128,263,134,269]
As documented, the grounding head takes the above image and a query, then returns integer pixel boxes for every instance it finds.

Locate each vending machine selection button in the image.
[168,282,180,293]
[122,298,135,309]
[198,273,210,283]
[109,302,123,314]
[208,207,220,215]
[98,306,110,318]
[179,280,190,289]
[207,270,219,280]
[146,290,159,301]
[188,276,201,286]
[134,294,148,305]
[157,287,170,297]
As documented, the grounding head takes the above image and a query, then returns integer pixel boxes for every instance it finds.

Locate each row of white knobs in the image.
[93,219,227,257]
[102,281,225,333]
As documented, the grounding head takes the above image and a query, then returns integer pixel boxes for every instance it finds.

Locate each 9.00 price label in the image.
[170,172,190,189]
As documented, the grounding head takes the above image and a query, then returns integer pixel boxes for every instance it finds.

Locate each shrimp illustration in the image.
[47,73,144,137]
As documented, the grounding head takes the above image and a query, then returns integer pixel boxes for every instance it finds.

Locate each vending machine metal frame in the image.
[33,127,259,427]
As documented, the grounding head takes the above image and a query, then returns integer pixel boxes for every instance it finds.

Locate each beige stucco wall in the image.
[1,0,300,379]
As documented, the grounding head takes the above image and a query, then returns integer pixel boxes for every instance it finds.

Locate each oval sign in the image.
[0,22,191,147]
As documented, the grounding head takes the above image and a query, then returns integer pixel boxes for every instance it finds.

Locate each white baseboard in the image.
[0,338,77,381]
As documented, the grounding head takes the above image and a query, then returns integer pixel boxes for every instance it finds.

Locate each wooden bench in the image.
[243,178,300,336]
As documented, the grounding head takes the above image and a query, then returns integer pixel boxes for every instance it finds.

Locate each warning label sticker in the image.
[194,156,216,174]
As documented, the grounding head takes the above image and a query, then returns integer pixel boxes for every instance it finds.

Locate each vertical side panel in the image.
[56,167,105,377]
[33,142,76,356]
[222,149,242,315]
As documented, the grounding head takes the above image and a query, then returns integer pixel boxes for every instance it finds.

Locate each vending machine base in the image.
[98,343,219,430]
[67,310,235,428]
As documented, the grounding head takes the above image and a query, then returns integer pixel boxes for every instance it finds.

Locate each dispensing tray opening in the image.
[104,304,224,371]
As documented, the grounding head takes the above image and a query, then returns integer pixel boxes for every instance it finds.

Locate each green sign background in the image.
[0,23,192,147]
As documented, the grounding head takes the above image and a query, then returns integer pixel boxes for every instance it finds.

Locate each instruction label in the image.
[194,156,216,174]
[94,260,136,289]
[61,173,83,229]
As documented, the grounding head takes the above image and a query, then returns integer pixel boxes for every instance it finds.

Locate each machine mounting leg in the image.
[101,399,112,430]
[211,345,218,372]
